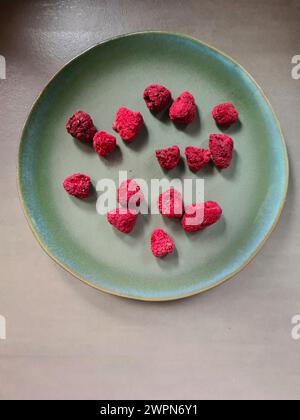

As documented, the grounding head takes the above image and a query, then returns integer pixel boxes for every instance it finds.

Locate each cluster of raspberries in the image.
[63,83,239,258]
[155,133,234,172]
[108,184,223,258]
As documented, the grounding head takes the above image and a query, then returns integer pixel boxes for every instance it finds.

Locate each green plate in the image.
[18,32,288,301]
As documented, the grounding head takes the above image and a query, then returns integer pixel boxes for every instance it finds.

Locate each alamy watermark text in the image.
[0,315,6,340]
[292,55,300,80]
[0,55,6,80]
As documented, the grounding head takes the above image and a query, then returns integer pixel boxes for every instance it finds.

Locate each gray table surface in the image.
[0,0,299,400]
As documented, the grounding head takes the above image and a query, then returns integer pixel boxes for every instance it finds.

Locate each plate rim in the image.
[17,31,289,301]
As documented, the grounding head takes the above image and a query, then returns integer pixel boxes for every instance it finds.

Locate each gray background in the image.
[0,0,299,400]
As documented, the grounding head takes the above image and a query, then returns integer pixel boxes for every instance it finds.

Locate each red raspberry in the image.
[107,208,138,234]
[212,102,239,127]
[66,111,97,143]
[156,145,181,170]
[143,84,172,112]
[209,133,234,169]
[118,179,144,207]
[169,91,197,124]
[112,107,144,142]
[158,188,184,219]
[93,131,117,157]
[185,146,211,172]
[182,201,222,233]
[63,173,91,199]
[151,229,175,258]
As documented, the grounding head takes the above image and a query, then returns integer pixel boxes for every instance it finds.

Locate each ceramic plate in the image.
[18,32,288,301]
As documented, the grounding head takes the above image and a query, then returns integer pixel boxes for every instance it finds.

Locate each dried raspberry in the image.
[93,131,117,157]
[169,91,197,124]
[107,208,138,234]
[158,188,184,219]
[212,102,239,127]
[156,145,181,170]
[182,201,222,233]
[185,147,211,172]
[112,107,144,142]
[118,179,144,207]
[63,173,91,199]
[66,111,97,143]
[151,229,175,258]
[209,133,234,169]
[143,84,172,112]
